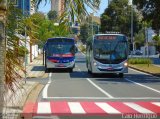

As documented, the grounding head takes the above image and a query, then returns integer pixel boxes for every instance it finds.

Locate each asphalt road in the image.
[27,52,160,119]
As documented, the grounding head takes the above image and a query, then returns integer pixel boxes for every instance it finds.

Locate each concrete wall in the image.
[31,45,38,60]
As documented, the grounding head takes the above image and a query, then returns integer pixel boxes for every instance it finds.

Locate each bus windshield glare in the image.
[93,35,128,64]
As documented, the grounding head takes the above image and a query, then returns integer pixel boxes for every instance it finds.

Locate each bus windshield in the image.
[93,35,128,64]
[46,38,75,57]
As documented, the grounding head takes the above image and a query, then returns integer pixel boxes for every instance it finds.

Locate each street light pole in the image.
[131,0,134,52]
[91,13,94,37]
[24,26,27,83]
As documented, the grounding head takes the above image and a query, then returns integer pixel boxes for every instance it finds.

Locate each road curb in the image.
[129,66,160,78]
[21,82,40,108]
[19,83,44,119]
[10,82,43,119]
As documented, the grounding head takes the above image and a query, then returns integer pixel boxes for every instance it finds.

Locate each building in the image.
[51,0,65,16]
[17,0,30,15]
[90,13,101,24]
[11,0,35,15]
[30,0,36,15]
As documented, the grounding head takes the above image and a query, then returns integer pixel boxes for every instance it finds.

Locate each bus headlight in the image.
[124,62,128,67]
[93,60,97,66]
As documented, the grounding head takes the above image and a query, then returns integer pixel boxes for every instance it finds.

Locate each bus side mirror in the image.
[75,46,78,53]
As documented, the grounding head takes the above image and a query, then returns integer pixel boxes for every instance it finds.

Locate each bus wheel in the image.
[45,68,49,73]
[69,68,73,72]
[88,69,91,74]
[119,73,124,78]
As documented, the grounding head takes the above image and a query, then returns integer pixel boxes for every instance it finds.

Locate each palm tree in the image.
[35,0,100,22]
[0,0,7,118]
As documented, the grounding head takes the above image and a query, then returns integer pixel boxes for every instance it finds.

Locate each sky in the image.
[38,0,108,16]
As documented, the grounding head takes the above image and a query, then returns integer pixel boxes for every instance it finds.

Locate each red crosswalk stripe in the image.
[22,101,160,118]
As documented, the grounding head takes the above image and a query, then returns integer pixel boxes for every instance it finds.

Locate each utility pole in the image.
[24,26,27,83]
[131,0,134,52]
[0,0,7,118]
[91,13,94,37]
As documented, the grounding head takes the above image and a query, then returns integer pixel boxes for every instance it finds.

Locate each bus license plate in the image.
[58,64,64,67]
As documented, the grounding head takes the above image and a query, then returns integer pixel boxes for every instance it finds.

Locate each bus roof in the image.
[94,34,125,36]
[47,37,74,41]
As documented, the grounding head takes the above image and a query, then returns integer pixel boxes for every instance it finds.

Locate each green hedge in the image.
[128,58,152,64]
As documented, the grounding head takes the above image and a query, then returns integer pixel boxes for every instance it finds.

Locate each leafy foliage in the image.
[47,10,58,21]
[100,0,140,36]
[134,29,145,49]
[5,5,39,90]
[133,0,160,34]
[36,0,100,22]
[79,23,90,43]
[5,5,25,90]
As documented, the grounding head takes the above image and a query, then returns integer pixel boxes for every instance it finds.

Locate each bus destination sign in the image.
[96,35,117,40]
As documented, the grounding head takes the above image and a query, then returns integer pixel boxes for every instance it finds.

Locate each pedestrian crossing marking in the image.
[22,101,160,118]
[95,102,121,114]
[124,102,154,114]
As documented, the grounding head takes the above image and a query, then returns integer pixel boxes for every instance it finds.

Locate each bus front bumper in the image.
[46,60,75,69]
[91,61,128,74]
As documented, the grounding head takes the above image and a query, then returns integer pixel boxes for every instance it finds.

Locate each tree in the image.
[133,0,160,34]
[100,0,141,37]
[134,30,145,49]
[0,0,7,118]
[47,10,58,20]
[153,35,160,51]
[35,0,100,22]
[80,23,90,43]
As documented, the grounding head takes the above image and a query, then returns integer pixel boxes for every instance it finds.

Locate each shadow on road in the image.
[31,66,45,71]
[69,71,160,84]
[46,68,72,73]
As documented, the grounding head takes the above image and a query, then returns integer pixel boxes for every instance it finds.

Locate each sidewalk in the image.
[3,54,46,119]
[24,54,48,78]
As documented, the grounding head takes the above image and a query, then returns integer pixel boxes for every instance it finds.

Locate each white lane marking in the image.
[46,96,160,100]
[77,52,160,99]
[68,102,86,114]
[152,102,160,107]
[124,102,154,114]
[78,68,113,98]
[95,102,121,114]
[86,78,114,98]
[42,73,52,99]
[129,68,160,79]
[37,102,51,114]
[125,78,160,94]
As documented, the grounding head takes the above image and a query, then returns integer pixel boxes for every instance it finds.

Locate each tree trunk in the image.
[0,21,5,119]
[0,0,7,118]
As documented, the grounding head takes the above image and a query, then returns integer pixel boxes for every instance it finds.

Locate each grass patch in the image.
[129,64,160,76]
[129,58,152,64]
[129,58,160,76]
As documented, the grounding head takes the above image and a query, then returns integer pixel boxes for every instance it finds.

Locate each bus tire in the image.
[69,68,73,72]
[88,69,91,74]
[119,73,124,78]
[45,68,49,73]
